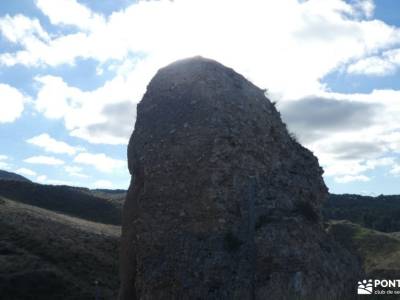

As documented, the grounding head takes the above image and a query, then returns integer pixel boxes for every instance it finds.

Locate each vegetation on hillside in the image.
[0,170,30,183]
[2,176,400,299]
[323,194,400,232]
[0,197,120,300]
[327,220,400,277]
[0,180,122,225]
[327,221,400,299]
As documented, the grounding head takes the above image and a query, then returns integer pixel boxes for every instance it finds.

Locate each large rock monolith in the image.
[120,57,361,299]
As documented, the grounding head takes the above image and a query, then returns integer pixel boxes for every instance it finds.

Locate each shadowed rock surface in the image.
[120,57,361,299]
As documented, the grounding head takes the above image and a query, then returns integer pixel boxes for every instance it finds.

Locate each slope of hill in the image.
[0,197,120,300]
[87,189,126,202]
[0,180,122,225]
[327,221,400,299]
[2,175,399,300]
[323,194,400,232]
[0,170,30,182]
[327,220,400,277]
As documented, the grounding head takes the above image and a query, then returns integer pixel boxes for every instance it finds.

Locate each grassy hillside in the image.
[0,197,120,300]
[327,220,400,279]
[86,188,126,203]
[0,180,122,225]
[324,194,400,232]
[2,185,399,299]
[0,170,30,182]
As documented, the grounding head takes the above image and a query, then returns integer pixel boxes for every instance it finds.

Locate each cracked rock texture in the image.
[119,57,361,300]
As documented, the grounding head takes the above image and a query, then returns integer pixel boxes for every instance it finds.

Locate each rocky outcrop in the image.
[120,57,361,299]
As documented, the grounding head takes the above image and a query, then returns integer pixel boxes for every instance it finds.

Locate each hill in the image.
[0,180,122,225]
[327,220,400,279]
[88,188,126,202]
[0,170,30,182]
[1,171,399,300]
[324,194,400,232]
[0,197,120,300]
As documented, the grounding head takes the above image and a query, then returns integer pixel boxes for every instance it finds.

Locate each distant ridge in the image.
[0,180,122,225]
[324,193,400,232]
[0,169,31,182]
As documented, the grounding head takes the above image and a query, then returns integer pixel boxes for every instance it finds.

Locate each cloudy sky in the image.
[0,0,399,194]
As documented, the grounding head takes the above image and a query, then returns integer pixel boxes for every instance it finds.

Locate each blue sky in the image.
[0,0,399,194]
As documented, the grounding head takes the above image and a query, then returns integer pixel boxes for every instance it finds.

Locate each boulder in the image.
[120,57,361,299]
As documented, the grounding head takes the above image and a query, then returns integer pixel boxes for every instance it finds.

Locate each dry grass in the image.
[327,220,400,277]
[0,197,121,300]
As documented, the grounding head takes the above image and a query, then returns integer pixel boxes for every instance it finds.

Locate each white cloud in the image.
[0,83,29,123]
[34,76,80,119]
[64,165,89,178]
[352,0,375,18]
[73,152,125,172]
[347,48,400,75]
[0,0,398,145]
[35,0,105,31]
[18,0,396,145]
[34,74,138,144]
[334,174,371,183]
[0,14,54,67]
[1,0,400,187]
[0,155,10,169]
[93,179,113,189]
[36,174,76,186]
[16,168,37,177]
[24,155,65,165]
[27,133,82,155]
[0,12,96,67]
[322,156,394,178]
[0,32,94,67]
[0,162,9,170]
[0,8,105,67]
[280,88,400,183]
[36,175,47,182]
[1,0,398,93]
[390,164,400,176]
[0,14,49,43]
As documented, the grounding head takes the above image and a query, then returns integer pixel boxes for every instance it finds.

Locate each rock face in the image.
[120,57,361,299]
